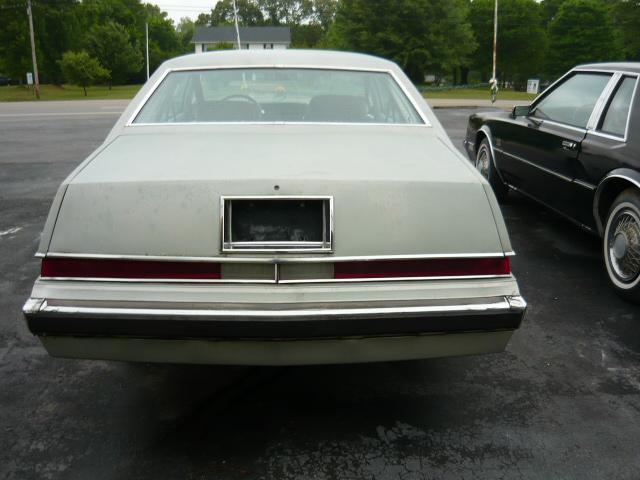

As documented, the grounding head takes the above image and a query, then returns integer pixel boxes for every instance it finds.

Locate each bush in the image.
[58,51,110,96]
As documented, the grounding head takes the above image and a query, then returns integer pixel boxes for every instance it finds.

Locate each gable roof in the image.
[192,26,291,44]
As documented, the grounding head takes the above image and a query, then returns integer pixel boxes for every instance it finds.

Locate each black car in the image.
[0,76,12,86]
[465,62,640,301]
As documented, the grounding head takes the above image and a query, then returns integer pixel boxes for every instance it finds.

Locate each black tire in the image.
[603,188,640,303]
[476,138,508,202]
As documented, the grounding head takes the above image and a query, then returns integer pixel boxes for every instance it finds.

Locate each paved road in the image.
[1,102,639,480]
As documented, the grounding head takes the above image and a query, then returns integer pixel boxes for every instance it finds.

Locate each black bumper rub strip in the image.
[24,296,526,340]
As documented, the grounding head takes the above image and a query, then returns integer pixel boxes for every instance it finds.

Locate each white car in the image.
[23,50,526,365]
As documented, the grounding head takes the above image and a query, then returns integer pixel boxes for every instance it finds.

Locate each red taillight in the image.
[333,257,510,279]
[41,258,221,279]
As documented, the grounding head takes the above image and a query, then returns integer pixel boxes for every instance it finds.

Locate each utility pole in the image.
[26,0,40,99]
[490,0,499,103]
[145,22,150,81]
[232,0,241,50]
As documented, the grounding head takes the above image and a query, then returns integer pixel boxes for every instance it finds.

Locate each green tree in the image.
[210,0,265,25]
[327,0,475,84]
[470,0,547,87]
[85,21,143,87]
[195,12,212,26]
[58,50,109,96]
[541,0,567,22]
[0,0,80,84]
[311,0,338,30]
[0,0,31,81]
[611,0,640,61]
[291,24,325,47]
[258,0,313,25]
[428,0,476,84]
[547,0,622,76]
[176,18,196,54]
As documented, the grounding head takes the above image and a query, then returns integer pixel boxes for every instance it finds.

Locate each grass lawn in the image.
[422,87,538,101]
[0,84,142,102]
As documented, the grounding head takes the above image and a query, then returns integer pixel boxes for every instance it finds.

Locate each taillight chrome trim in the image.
[42,251,514,263]
[277,274,512,284]
[39,274,512,284]
[39,257,512,283]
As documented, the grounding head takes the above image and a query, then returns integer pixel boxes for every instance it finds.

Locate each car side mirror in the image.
[512,105,531,118]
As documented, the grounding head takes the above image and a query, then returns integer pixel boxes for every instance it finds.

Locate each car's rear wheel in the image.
[476,139,508,202]
[604,188,640,303]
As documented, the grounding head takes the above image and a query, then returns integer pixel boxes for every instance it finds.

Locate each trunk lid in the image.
[49,125,504,257]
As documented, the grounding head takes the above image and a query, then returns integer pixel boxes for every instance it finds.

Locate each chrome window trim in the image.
[538,119,587,134]
[126,65,431,127]
[41,251,513,263]
[494,147,573,183]
[528,67,638,111]
[589,130,628,142]
[591,74,639,143]
[220,195,334,253]
[529,69,616,132]
[574,68,640,77]
[586,73,622,130]
[128,121,429,128]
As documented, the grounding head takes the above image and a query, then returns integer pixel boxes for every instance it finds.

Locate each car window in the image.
[531,72,612,128]
[599,76,637,138]
[134,68,424,125]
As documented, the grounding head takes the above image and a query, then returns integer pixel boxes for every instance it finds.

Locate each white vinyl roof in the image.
[160,49,399,71]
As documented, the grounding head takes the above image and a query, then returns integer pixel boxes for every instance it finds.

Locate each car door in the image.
[575,74,640,229]
[495,71,614,217]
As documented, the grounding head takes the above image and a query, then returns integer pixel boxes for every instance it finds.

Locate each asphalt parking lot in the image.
[1,101,639,480]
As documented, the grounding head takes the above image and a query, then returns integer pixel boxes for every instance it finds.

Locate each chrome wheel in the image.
[605,203,640,287]
[475,145,490,179]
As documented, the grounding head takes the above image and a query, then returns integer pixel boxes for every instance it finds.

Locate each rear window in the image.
[133,68,424,125]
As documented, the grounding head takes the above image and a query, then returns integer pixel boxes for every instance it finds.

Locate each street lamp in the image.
[490,0,499,103]
[232,0,242,49]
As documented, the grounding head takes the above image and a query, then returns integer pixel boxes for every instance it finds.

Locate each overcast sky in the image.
[152,1,217,24]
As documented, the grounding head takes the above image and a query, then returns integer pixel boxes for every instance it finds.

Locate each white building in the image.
[192,26,291,53]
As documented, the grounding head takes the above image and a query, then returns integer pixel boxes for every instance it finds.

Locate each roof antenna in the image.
[232,0,242,50]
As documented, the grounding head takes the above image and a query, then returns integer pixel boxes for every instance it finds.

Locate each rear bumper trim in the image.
[24,295,526,339]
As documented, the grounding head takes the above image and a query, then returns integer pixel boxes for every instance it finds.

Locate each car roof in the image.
[160,49,399,72]
[575,62,640,73]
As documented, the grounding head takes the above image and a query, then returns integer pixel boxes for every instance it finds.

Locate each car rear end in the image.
[23,125,525,365]
[23,51,526,365]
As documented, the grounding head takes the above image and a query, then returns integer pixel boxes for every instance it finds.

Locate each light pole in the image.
[145,22,150,81]
[232,0,242,49]
[490,0,499,103]
[26,0,40,99]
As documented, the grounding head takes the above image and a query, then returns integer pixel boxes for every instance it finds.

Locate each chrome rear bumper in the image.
[24,295,526,339]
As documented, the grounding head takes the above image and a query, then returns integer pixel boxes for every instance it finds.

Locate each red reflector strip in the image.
[333,257,510,279]
[41,258,221,279]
